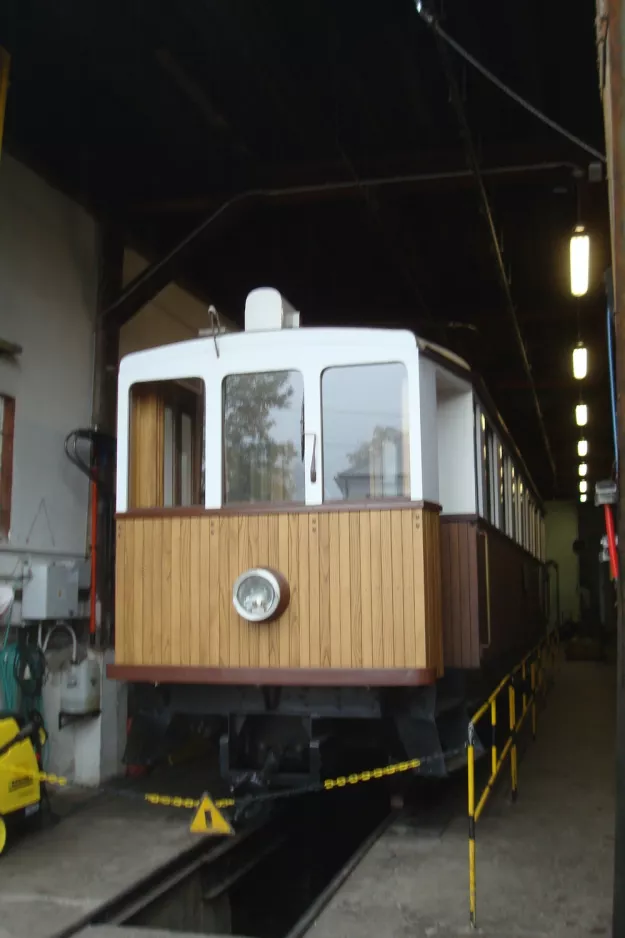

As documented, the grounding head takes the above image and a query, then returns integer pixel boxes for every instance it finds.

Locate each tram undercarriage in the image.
[157,672,484,792]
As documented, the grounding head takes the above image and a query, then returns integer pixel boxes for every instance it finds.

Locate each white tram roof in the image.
[118,287,540,508]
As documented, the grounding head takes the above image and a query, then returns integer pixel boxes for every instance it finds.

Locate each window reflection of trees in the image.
[224,372,304,504]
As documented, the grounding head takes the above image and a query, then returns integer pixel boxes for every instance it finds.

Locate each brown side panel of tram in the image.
[114,505,444,680]
[440,517,544,671]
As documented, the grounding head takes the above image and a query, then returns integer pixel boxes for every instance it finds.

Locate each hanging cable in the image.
[415,2,607,164]
[41,623,78,663]
[419,3,556,484]
[606,270,618,473]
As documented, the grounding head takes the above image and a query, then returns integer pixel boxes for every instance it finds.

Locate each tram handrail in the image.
[467,627,559,928]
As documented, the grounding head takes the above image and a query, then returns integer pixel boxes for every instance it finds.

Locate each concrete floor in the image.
[0,743,241,938]
[311,658,615,938]
[0,756,229,938]
[0,794,199,938]
[0,659,615,938]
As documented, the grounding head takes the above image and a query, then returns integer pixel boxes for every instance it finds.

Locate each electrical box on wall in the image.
[61,657,101,715]
[22,563,80,620]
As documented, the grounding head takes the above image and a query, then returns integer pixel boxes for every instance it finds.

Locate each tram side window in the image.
[497,444,506,533]
[509,464,517,541]
[481,417,496,524]
[223,371,305,504]
[321,363,410,502]
[129,379,205,509]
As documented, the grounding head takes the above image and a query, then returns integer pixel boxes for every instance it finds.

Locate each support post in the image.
[490,698,497,777]
[509,683,518,802]
[468,728,477,928]
[531,661,537,740]
[92,227,124,648]
[0,48,10,161]
[596,3,625,929]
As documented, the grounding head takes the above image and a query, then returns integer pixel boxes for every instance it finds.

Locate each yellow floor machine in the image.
[0,711,47,854]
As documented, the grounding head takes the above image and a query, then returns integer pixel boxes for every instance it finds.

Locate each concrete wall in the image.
[545,500,579,626]
[119,249,236,357]
[0,157,126,784]
[0,156,97,590]
[436,384,476,515]
[43,646,127,784]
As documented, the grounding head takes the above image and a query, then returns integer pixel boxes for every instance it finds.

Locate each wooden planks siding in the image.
[482,524,544,665]
[440,517,544,671]
[129,387,164,509]
[440,520,480,669]
[115,506,443,674]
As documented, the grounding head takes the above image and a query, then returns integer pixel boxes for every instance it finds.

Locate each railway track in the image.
[53,786,397,938]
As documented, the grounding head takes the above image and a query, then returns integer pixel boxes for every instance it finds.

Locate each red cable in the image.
[604,504,619,581]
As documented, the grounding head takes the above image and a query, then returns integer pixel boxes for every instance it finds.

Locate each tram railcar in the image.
[108,288,547,789]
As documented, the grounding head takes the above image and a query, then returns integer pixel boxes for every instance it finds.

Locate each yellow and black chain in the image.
[0,744,470,813]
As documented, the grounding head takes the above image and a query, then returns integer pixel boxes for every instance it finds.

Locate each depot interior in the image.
[0,0,615,820]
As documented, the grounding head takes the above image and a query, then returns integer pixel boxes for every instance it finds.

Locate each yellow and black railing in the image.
[467,628,559,928]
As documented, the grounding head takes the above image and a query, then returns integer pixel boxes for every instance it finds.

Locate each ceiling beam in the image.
[127,157,586,217]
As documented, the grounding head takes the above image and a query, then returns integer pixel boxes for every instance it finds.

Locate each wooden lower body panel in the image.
[106,664,437,686]
[114,505,444,679]
[440,516,544,671]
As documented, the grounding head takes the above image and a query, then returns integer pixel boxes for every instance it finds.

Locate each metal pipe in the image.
[509,683,518,802]
[490,698,497,777]
[105,159,582,325]
[605,503,619,580]
[474,734,514,822]
[131,160,582,215]
[468,741,477,928]
[471,672,509,724]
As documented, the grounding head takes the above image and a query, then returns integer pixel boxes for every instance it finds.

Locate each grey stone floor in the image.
[311,659,615,938]
[0,659,615,938]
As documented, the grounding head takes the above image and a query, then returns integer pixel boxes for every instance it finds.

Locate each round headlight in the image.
[232,568,288,623]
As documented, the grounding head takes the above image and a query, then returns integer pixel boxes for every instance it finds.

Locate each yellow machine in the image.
[0,713,44,855]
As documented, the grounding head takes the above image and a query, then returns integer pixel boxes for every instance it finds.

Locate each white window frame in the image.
[116,329,423,512]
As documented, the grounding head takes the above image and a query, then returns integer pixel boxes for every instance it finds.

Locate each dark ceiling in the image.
[0,0,612,500]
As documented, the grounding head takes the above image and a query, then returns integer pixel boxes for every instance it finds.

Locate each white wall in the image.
[545,500,579,625]
[0,157,126,784]
[0,156,97,598]
[436,380,476,515]
[119,249,236,356]
[42,646,126,784]
[418,356,440,504]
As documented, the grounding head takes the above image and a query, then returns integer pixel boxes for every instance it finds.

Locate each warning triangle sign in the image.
[190,793,234,836]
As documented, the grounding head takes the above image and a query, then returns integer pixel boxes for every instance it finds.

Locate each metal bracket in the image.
[58,710,100,731]
[595,479,618,506]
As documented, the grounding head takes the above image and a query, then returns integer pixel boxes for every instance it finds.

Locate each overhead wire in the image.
[605,270,618,474]
[415,2,607,164]
[416,0,557,484]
